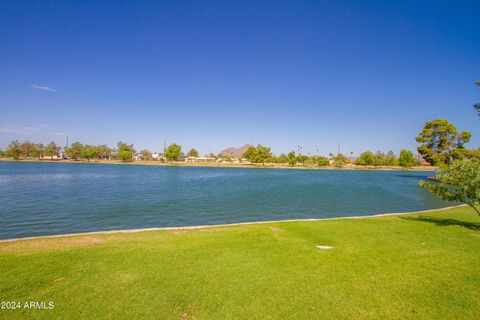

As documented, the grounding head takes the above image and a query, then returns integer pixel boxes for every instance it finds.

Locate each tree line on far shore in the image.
[0,140,195,163]
[1,116,479,169]
[1,117,479,168]
[0,137,424,168]
[239,145,422,168]
[2,82,480,170]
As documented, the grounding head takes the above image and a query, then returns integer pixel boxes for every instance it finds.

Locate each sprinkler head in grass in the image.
[316,245,334,250]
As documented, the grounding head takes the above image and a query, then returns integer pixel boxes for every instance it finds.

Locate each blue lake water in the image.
[0,161,450,239]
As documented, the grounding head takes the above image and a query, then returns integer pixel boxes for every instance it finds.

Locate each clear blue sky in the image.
[1,0,479,156]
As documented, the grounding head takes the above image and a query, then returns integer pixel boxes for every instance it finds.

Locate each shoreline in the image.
[0,204,465,243]
[0,158,437,171]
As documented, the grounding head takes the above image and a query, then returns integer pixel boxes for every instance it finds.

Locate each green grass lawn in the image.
[1,206,479,319]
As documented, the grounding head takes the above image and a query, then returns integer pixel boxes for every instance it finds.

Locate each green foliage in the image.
[36,143,45,159]
[303,156,317,165]
[165,143,182,161]
[385,150,399,166]
[66,143,113,161]
[296,154,309,164]
[242,146,256,161]
[242,145,273,164]
[6,140,21,160]
[355,151,375,166]
[398,149,417,168]
[117,150,132,162]
[96,145,112,160]
[45,141,60,159]
[332,153,348,167]
[81,145,99,162]
[117,142,135,162]
[419,159,480,216]
[416,119,471,165]
[66,142,84,160]
[139,149,153,161]
[317,156,330,166]
[187,148,199,157]
[217,154,233,162]
[20,141,37,158]
[373,151,385,166]
[461,148,480,161]
[275,153,288,164]
[287,151,297,167]
[357,151,399,167]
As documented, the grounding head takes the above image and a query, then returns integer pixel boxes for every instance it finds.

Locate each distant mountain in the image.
[220,144,251,158]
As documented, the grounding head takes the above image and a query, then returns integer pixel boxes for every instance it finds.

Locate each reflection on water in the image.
[0,162,448,239]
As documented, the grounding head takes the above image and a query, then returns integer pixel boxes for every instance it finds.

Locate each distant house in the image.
[41,155,60,160]
[185,156,216,163]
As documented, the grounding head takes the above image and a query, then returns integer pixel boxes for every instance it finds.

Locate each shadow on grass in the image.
[401,215,480,231]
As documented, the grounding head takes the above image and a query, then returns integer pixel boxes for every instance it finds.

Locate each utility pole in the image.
[337,144,340,156]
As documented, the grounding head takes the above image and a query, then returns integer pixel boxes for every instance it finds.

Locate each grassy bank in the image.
[1,206,479,319]
[0,158,436,171]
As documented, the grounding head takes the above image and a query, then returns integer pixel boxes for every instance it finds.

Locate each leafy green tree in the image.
[258,145,273,164]
[187,148,199,157]
[117,150,131,162]
[462,148,480,161]
[6,140,21,160]
[373,151,389,166]
[317,156,330,166]
[296,154,309,164]
[29,145,40,158]
[398,149,417,168]
[416,119,471,165]
[304,156,317,165]
[139,149,153,160]
[81,145,99,162]
[242,146,257,161]
[355,151,375,166]
[117,142,135,162]
[287,151,297,167]
[45,142,60,159]
[20,141,36,158]
[66,142,84,160]
[217,153,233,162]
[36,143,45,159]
[419,159,480,216]
[96,145,112,160]
[165,143,182,161]
[275,153,288,164]
[385,150,398,166]
[242,145,273,164]
[332,153,348,168]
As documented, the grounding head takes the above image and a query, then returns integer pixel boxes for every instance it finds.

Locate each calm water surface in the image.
[0,161,450,239]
